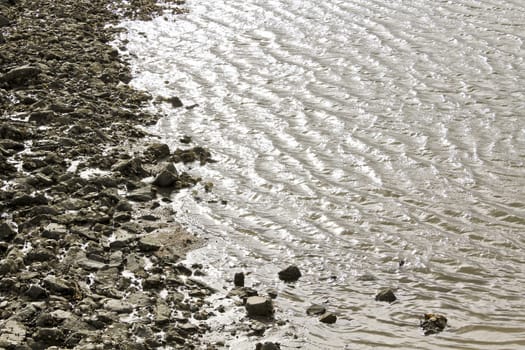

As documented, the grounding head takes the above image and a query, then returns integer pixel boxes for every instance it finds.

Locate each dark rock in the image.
[41,223,67,240]
[10,193,48,207]
[26,284,49,300]
[24,248,56,264]
[0,64,42,84]
[306,304,326,316]
[43,275,75,295]
[152,162,179,187]
[255,342,281,350]
[146,142,170,160]
[0,221,17,241]
[115,199,133,212]
[161,96,183,108]
[112,157,148,178]
[126,186,154,202]
[179,135,192,144]
[0,124,29,141]
[227,286,258,301]
[0,32,5,44]
[234,272,245,287]
[420,313,447,335]
[0,14,9,26]
[278,265,301,282]
[172,146,214,165]
[245,296,274,317]
[375,288,397,303]
[33,327,65,344]
[319,312,337,324]
[29,109,56,124]
[0,258,21,275]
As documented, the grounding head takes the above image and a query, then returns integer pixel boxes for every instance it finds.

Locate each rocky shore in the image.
[0,0,218,348]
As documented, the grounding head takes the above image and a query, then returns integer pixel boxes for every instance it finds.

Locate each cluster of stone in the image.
[0,0,219,348]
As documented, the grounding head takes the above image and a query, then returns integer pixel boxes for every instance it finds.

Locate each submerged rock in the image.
[306,304,326,316]
[420,313,447,335]
[319,312,337,324]
[375,288,397,303]
[278,265,301,282]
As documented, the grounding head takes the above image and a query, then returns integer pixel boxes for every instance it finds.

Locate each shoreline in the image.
[0,0,217,348]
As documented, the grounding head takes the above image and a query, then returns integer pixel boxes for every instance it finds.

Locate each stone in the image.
[234,272,245,287]
[127,186,154,202]
[420,313,447,335]
[245,296,274,317]
[43,275,75,295]
[0,320,26,348]
[278,265,301,282]
[0,65,42,84]
[375,288,397,303]
[26,284,49,300]
[33,327,65,343]
[115,199,133,212]
[255,342,281,350]
[103,298,134,314]
[319,312,337,324]
[41,223,67,240]
[0,14,10,27]
[146,143,170,160]
[138,235,162,252]
[0,221,17,241]
[227,286,258,301]
[306,304,326,316]
[152,162,179,187]
[112,157,149,178]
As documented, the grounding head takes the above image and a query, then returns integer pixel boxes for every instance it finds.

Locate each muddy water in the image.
[119,0,525,348]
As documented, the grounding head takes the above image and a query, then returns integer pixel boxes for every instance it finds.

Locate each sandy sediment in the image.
[0,0,217,348]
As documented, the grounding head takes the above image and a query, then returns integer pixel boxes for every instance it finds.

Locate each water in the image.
[118,0,525,348]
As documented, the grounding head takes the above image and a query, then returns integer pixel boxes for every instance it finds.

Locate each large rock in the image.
[245,296,274,317]
[278,265,301,282]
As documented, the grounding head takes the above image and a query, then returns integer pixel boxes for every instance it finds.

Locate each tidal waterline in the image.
[119,0,525,348]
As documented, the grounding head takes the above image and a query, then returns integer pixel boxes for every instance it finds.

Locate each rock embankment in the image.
[0,0,216,348]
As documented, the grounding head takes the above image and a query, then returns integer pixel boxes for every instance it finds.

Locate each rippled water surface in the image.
[119,0,525,348]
